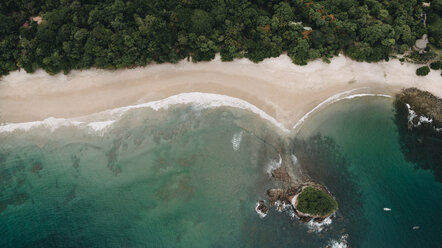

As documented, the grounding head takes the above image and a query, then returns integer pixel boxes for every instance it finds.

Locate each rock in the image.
[267,188,285,205]
[255,200,269,218]
[396,88,442,127]
[271,167,292,183]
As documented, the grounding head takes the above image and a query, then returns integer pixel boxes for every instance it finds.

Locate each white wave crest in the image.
[406,103,434,128]
[107,93,290,132]
[293,89,392,131]
[232,131,243,151]
[406,103,418,124]
[266,154,282,176]
[291,154,298,164]
[326,234,349,248]
[87,120,116,131]
[307,216,333,233]
[0,92,290,134]
[341,93,392,100]
[0,117,83,133]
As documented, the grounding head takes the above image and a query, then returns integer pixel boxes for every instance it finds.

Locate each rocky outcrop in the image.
[394,88,442,182]
[255,200,269,218]
[396,88,442,128]
[266,183,336,223]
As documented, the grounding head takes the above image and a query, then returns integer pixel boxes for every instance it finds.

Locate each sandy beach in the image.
[1,54,441,130]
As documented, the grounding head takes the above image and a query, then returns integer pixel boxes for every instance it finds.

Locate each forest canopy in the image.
[0,0,440,76]
[296,186,338,216]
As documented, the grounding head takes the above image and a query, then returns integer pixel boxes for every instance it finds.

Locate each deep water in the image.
[1,97,441,248]
[295,97,442,248]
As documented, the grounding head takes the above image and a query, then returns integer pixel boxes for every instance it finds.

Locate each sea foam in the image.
[87,120,116,131]
[0,92,290,134]
[406,103,435,128]
[0,117,83,133]
[291,154,298,164]
[266,154,282,176]
[326,234,349,248]
[306,215,333,233]
[232,131,243,151]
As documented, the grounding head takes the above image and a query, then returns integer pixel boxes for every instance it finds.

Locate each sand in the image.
[1,54,441,130]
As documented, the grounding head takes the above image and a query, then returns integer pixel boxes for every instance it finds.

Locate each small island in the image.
[294,187,338,218]
[265,181,338,223]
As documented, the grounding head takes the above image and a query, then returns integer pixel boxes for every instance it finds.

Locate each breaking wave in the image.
[325,234,349,248]
[265,154,282,176]
[406,103,434,127]
[0,92,290,134]
[306,215,333,233]
[232,131,243,151]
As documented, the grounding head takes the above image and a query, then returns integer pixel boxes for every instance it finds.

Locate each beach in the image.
[1,56,442,248]
[1,55,441,129]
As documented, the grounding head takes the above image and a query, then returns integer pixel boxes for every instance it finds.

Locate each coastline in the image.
[1,54,441,130]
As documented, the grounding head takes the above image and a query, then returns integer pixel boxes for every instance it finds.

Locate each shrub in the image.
[416,66,430,76]
[430,61,442,70]
[296,187,338,216]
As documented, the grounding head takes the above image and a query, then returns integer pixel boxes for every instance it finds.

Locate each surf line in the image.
[0,92,291,134]
[292,89,392,132]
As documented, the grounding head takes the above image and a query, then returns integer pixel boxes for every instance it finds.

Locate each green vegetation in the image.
[426,0,442,48]
[296,187,338,216]
[0,0,440,76]
[405,51,437,64]
[416,66,430,76]
[430,61,442,70]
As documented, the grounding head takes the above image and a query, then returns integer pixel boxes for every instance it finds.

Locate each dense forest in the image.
[0,0,441,75]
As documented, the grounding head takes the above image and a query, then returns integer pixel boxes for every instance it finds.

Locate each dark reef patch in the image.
[0,154,30,213]
[106,139,123,176]
[31,162,43,174]
[62,185,77,206]
[0,192,30,213]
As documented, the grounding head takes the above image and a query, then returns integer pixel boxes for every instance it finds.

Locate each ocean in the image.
[1,94,441,247]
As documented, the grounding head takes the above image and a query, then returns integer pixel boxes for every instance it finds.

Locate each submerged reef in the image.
[394,88,442,182]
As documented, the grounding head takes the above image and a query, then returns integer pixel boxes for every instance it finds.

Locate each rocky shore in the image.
[396,88,442,129]
[254,141,338,224]
[394,88,442,182]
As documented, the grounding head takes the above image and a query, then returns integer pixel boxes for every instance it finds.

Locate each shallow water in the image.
[1,97,441,247]
[0,105,341,248]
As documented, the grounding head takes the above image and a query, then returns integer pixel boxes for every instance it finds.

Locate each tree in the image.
[296,187,338,216]
[416,66,430,76]
[191,9,212,34]
[0,0,432,75]
[430,61,442,70]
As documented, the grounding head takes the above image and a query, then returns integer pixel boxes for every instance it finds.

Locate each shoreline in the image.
[1,54,441,130]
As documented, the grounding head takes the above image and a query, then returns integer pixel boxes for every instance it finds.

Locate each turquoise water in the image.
[295,97,442,248]
[0,105,343,248]
[1,97,441,247]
